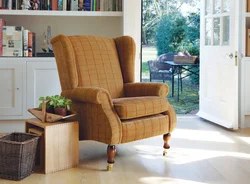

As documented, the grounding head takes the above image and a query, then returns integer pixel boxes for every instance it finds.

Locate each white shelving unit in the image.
[0,9,123,16]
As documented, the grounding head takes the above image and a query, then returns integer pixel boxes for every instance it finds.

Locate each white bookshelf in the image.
[0,10,123,17]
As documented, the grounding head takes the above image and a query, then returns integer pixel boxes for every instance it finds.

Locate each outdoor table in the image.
[163,61,200,102]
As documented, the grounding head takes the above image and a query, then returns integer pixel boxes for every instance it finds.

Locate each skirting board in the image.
[0,120,25,132]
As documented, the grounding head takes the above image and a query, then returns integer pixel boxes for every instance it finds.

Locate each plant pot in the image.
[46,107,54,114]
[54,107,67,116]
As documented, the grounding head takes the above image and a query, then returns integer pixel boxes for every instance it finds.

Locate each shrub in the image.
[155,13,187,56]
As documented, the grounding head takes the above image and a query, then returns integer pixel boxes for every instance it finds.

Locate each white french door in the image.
[197,0,240,129]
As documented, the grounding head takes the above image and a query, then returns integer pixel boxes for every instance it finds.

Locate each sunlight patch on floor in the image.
[238,136,250,145]
[172,129,235,143]
[164,147,250,165]
[139,177,208,184]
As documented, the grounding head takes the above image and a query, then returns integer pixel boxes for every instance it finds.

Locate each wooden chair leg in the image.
[163,133,171,156]
[107,145,116,171]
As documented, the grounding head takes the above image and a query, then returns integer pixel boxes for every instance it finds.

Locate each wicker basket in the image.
[0,132,39,181]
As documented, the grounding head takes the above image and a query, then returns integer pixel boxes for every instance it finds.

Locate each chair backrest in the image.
[148,60,171,72]
[51,35,136,99]
[148,60,158,72]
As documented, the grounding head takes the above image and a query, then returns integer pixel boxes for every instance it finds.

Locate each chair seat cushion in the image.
[112,96,168,120]
[121,114,169,143]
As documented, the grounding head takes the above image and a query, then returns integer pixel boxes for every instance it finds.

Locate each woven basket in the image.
[0,132,39,181]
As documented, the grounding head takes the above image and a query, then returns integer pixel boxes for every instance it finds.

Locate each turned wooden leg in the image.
[107,145,116,171]
[163,133,171,156]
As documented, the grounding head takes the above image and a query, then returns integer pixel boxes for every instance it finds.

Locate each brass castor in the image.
[107,145,116,171]
[163,133,171,156]
[163,149,167,156]
[107,163,113,171]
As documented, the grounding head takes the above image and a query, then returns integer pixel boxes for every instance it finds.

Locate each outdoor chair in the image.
[148,53,183,92]
[148,60,172,82]
[51,34,176,171]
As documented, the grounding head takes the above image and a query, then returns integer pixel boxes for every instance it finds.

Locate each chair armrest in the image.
[61,87,112,104]
[124,82,169,97]
[165,105,177,132]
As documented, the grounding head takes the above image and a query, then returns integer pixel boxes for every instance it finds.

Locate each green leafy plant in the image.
[38,96,53,109]
[38,95,72,110]
[49,95,72,110]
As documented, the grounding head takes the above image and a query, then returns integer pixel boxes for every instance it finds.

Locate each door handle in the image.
[235,51,238,66]
[229,53,234,59]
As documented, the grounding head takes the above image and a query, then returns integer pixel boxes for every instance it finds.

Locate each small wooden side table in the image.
[25,118,79,174]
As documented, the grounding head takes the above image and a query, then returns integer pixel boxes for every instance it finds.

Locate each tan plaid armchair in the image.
[50,35,176,171]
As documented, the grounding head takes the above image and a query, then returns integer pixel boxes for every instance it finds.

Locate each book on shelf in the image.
[71,0,78,11]
[0,21,36,57]
[23,29,29,57]
[84,0,91,11]
[248,0,250,12]
[28,32,36,57]
[246,29,250,56]
[0,0,122,11]
[52,0,58,10]
[0,19,6,56]
[2,26,24,57]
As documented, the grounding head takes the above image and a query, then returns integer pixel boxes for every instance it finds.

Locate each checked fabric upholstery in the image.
[50,34,176,146]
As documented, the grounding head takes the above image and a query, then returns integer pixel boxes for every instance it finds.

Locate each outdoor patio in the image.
[141,46,199,114]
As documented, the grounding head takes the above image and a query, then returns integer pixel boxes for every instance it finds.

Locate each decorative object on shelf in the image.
[47,26,53,52]
[41,31,48,52]
[41,26,53,53]
[21,0,31,10]
[30,0,40,10]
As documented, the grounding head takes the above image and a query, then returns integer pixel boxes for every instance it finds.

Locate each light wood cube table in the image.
[25,118,79,174]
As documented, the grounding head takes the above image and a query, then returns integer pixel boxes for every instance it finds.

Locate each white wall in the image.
[123,0,142,82]
[0,120,25,133]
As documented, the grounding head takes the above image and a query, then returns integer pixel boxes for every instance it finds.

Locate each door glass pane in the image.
[205,0,211,15]
[213,0,220,14]
[223,16,230,45]
[213,18,220,45]
[205,18,212,45]
[222,0,230,12]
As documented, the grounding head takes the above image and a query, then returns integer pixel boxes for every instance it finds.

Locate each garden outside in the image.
[141,45,199,114]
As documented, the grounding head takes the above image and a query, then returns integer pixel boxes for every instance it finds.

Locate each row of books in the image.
[0,19,35,57]
[0,0,122,11]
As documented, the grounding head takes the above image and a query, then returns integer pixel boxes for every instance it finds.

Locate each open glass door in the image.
[197,0,239,129]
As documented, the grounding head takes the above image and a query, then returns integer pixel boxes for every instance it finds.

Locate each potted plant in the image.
[38,95,72,116]
[38,96,54,113]
[49,95,72,116]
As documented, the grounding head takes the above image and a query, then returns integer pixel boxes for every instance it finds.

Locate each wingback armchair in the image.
[50,35,176,171]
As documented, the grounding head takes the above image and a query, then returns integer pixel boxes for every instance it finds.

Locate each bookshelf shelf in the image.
[0,10,123,17]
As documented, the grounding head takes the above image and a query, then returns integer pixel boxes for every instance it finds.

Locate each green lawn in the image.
[141,45,157,78]
[141,45,199,114]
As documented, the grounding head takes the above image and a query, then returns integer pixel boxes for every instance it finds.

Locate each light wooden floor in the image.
[1,116,250,184]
